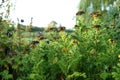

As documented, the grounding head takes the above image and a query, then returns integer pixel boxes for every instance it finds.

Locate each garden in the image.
[0,0,120,80]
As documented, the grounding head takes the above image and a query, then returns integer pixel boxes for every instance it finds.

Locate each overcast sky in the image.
[11,0,80,29]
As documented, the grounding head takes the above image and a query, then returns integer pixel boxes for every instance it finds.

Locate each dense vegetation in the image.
[0,0,120,80]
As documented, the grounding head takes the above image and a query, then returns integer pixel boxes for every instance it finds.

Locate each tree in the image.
[46,21,58,31]
[48,21,57,28]
[0,0,16,20]
[78,0,117,11]
[76,0,119,27]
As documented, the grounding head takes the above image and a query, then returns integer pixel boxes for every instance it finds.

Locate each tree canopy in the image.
[78,0,118,11]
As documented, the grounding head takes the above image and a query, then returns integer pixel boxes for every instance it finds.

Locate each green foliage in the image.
[0,0,120,80]
[66,72,86,80]
[100,72,111,80]
[112,63,120,80]
[0,70,13,80]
